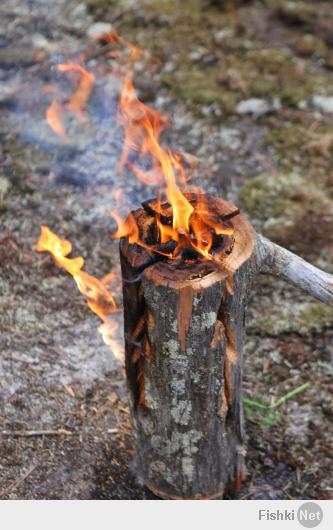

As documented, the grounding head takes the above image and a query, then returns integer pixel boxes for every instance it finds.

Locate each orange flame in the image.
[38,27,237,371]
[93,28,141,62]
[117,73,165,174]
[57,63,95,119]
[111,210,139,244]
[117,73,194,232]
[45,64,95,138]
[46,100,67,140]
[114,72,233,259]
[36,226,123,360]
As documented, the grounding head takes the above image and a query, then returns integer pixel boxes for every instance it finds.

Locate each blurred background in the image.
[0,0,332,499]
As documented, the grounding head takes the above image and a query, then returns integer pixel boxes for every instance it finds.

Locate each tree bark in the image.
[119,197,333,499]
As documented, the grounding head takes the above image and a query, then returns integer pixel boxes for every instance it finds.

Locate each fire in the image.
[117,72,166,175]
[39,27,236,364]
[116,73,195,241]
[43,33,214,260]
[45,64,95,137]
[36,226,123,360]
[93,28,141,62]
[111,210,139,244]
[114,73,234,259]
[46,100,67,140]
[57,63,95,119]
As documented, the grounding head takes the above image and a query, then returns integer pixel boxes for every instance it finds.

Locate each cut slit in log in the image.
[119,195,333,500]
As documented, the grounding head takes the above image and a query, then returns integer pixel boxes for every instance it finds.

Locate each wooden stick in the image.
[1,429,73,437]
[256,234,333,306]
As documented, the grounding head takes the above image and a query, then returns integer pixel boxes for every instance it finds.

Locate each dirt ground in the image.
[0,0,332,499]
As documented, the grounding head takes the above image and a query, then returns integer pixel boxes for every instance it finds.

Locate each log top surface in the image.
[143,197,255,288]
[143,259,228,289]
[120,195,255,286]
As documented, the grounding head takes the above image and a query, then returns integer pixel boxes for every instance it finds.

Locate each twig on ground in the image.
[0,465,37,498]
[1,429,73,437]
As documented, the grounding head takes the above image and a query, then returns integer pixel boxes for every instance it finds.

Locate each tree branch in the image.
[256,234,333,306]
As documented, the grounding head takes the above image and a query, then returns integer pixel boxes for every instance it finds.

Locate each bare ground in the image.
[0,0,332,499]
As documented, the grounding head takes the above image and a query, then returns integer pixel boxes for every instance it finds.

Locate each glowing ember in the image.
[36,226,123,361]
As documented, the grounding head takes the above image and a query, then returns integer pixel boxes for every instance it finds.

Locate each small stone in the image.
[32,34,49,49]
[236,97,281,116]
[312,95,333,114]
[87,22,113,40]
[31,34,59,53]
[0,176,10,197]
[219,127,242,150]
[269,350,282,364]
[163,61,174,73]
[70,3,88,20]
[213,29,234,43]
[189,47,208,62]
[297,100,307,110]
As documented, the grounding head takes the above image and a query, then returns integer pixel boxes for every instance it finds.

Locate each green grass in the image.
[244,382,310,429]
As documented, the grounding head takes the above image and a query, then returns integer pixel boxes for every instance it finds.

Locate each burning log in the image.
[120,194,333,500]
[39,31,332,498]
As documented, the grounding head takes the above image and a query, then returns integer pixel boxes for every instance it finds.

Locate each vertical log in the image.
[120,197,256,499]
